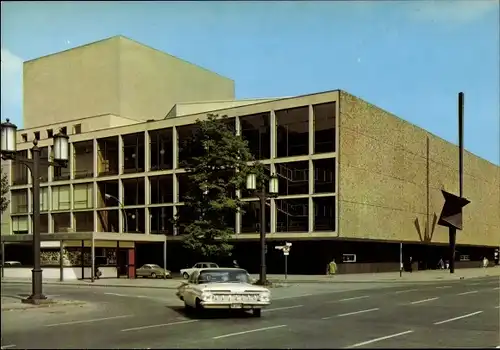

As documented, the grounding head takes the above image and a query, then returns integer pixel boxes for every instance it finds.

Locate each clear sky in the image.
[1,1,499,164]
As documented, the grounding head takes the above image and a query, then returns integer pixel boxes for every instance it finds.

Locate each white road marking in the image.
[335,296,369,302]
[263,305,303,313]
[323,308,379,320]
[273,294,312,301]
[1,345,16,349]
[493,287,500,290]
[395,289,418,294]
[121,319,198,332]
[46,315,132,327]
[410,297,439,305]
[104,292,129,297]
[436,286,451,289]
[494,305,499,309]
[469,282,482,286]
[213,324,287,339]
[457,290,478,296]
[345,330,414,348]
[433,311,483,325]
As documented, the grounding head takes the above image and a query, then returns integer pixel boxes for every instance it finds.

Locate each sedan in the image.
[176,268,271,317]
[180,262,219,279]
[136,264,171,279]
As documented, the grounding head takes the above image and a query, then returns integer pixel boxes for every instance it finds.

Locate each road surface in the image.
[1,277,498,349]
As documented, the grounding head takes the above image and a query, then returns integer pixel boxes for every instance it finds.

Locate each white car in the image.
[176,267,271,317]
[180,262,219,279]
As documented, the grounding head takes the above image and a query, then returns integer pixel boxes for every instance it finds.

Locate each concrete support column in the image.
[93,139,98,178]
[69,143,75,180]
[270,111,277,160]
[309,105,314,155]
[93,181,98,233]
[144,130,150,172]
[118,179,124,233]
[308,197,314,233]
[144,176,150,235]
[172,127,178,170]
[118,135,124,175]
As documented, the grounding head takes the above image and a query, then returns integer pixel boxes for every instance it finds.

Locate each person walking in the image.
[328,259,337,276]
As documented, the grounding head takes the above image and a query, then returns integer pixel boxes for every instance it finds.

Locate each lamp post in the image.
[246,172,279,285]
[104,193,128,233]
[1,119,69,304]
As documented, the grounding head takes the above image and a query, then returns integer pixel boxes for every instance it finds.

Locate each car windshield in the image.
[198,269,250,284]
[150,265,161,269]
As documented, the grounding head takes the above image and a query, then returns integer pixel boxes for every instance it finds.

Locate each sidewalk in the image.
[2,267,498,290]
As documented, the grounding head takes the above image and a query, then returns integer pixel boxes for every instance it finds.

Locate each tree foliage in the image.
[175,114,267,259]
[1,169,9,214]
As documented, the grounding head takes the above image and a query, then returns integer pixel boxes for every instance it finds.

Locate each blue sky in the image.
[1,1,499,164]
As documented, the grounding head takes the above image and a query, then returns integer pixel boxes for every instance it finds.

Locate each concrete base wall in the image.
[2,266,117,280]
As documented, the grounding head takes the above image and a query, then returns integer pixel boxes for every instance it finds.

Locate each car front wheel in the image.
[183,272,189,279]
[252,309,262,317]
[151,272,157,278]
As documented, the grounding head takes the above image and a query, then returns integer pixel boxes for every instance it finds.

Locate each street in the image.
[1,277,499,349]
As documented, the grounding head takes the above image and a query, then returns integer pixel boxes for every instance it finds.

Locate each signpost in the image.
[275,242,292,280]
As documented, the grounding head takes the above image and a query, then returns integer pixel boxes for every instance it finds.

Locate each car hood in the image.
[198,283,270,293]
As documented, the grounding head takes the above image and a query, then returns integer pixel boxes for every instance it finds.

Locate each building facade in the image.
[2,36,499,275]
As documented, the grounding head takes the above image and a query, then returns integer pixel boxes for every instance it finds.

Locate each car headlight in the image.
[201,292,212,301]
[259,292,270,302]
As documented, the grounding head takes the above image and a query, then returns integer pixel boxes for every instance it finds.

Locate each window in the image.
[73,124,81,134]
[21,134,28,142]
[47,129,53,138]
[61,126,67,134]
[34,131,40,141]
[342,254,357,263]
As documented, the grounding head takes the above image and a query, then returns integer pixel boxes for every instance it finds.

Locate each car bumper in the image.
[200,301,271,309]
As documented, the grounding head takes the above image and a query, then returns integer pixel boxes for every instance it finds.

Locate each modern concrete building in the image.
[2,36,499,277]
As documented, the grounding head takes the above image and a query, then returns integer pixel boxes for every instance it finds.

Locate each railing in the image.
[276,164,308,182]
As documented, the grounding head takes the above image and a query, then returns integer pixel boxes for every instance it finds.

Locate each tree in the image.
[1,169,9,214]
[175,114,267,259]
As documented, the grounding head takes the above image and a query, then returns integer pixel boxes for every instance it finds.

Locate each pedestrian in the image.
[328,259,337,276]
[437,258,444,270]
[409,256,413,273]
[482,256,489,268]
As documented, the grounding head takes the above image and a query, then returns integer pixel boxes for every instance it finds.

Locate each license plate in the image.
[230,304,242,309]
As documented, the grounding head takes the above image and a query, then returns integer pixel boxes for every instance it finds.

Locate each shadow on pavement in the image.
[166,305,255,320]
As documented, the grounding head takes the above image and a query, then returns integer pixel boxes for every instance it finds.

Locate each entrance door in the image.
[117,249,128,277]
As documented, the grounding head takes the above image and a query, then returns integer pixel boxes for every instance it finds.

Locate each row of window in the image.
[10,196,336,235]
[10,161,335,213]
[21,124,82,143]
[12,102,336,184]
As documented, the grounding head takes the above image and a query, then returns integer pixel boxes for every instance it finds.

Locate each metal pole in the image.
[284,254,288,280]
[91,233,95,283]
[59,240,64,282]
[449,227,456,274]
[1,240,5,279]
[26,143,45,303]
[163,236,167,280]
[122,206,128,233]
[399,243,403,278]
[458,92,464,198]
[259,184,267,285]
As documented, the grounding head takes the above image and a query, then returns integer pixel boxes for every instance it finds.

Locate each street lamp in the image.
[1,119,69,304]
[104,193,128,233]
[246,171,279,285]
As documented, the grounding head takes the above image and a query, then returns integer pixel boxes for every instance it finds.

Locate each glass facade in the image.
[8,100,337,236]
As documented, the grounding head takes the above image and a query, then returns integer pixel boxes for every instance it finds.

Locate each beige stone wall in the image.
[118,38,235,121]
[338,91,500,247]
[24,38,121,129]
[23,36,235,129]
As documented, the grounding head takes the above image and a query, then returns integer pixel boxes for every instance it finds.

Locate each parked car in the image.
[136,264,171,279]
[180,262,219,279]
[176,267,271,317]
[2,261,21,267]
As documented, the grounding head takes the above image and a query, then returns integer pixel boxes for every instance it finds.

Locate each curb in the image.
[2,274,496,289]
